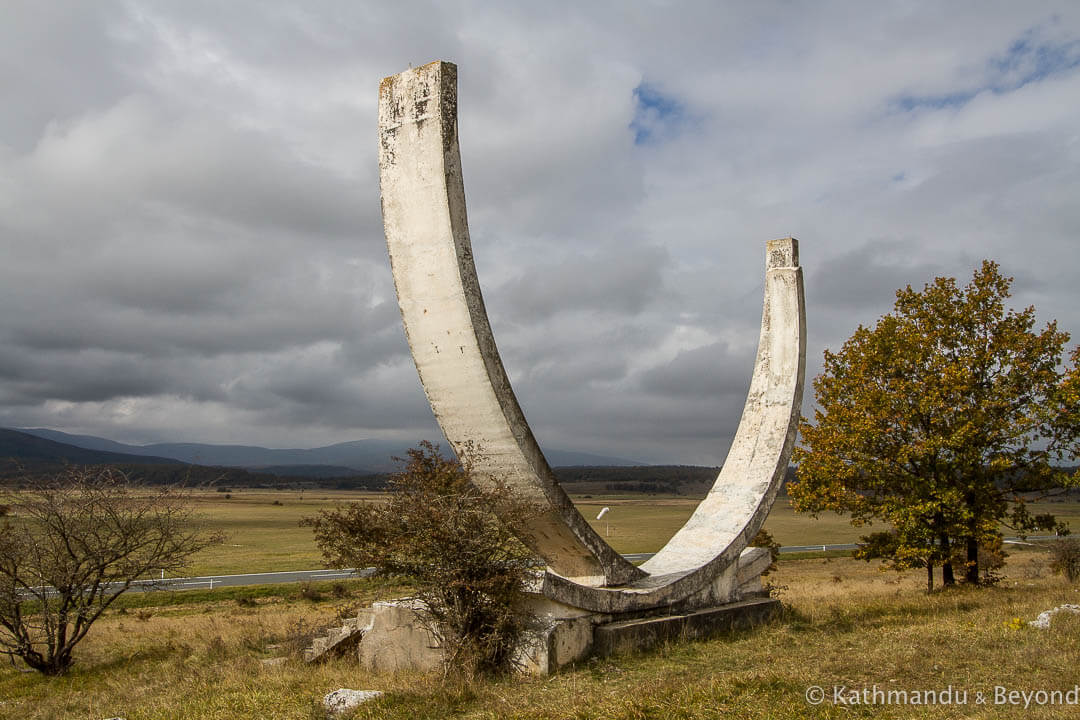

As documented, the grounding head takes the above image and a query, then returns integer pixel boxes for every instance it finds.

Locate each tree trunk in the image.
[926,562,935,593]
[966,536,980,584]
[940,534,956,586]
[964,491,981,584]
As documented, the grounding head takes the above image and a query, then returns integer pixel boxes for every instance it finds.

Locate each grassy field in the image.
[172,490,1080,575]
[181,489,377,576]
[577,497,1080,554]
[2,546,1077,719]
[4,487,1074,576]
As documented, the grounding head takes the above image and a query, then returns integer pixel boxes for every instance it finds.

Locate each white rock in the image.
[1028,604,1080,630]
[323,689,383,715]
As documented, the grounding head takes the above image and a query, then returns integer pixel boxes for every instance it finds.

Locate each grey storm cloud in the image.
[1,1,1079,464]
[493,245,669,323]
[639,342,755,400]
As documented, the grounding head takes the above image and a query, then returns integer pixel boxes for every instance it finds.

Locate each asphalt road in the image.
[127,567,377,592]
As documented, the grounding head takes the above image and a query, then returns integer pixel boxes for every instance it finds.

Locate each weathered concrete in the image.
[379,60,639,588]
[378,59,804,619]
[339,548,776,676]
[592,597,780,658]
[356,600,443,673]
[304,609,371,663]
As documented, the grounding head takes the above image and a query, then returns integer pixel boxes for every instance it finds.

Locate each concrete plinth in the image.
[339,548,779,675]
[346,591,778,676]
[592,597,779,659]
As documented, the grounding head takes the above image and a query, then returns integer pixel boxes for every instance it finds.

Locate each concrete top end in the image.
[766,237,799,269]
[378,61,458,131]
[379,60,456,95]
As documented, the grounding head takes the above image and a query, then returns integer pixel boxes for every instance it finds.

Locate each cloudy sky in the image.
[2,2,1078,465]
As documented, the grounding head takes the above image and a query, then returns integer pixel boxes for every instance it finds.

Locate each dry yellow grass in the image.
[2,548,1077,719]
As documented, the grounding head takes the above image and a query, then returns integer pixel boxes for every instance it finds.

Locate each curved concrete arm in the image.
[378,61,806,609]
[379,61,643,586]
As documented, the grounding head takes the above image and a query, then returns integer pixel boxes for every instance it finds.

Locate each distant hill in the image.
[18,428,642,473]
[0,428,387,489]
[1,427,751,495]
[0,428,185,470]
[554,465,799,497]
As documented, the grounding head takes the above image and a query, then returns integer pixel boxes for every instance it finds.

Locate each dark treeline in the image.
[0,460,388,490]
[555,465,724,496]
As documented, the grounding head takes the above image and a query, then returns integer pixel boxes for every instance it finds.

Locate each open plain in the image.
[175,490,1080,575]
[2,493,1078,719]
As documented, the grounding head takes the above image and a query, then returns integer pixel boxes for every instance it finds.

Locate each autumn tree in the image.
[305,442,539,678]
[0,467,221,675]
[790,261,1077,591]
[1055,347,1080,477]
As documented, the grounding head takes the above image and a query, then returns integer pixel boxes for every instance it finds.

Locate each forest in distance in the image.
[3,427,1077,498]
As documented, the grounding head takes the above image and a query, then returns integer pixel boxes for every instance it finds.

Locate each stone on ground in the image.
[323,689,383,715]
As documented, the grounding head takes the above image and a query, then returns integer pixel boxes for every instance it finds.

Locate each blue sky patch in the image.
[892,23,1080,113]
[630,82,688,145]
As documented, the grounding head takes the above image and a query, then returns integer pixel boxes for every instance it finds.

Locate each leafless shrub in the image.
[279,617,316,658]
[0,466,222,675]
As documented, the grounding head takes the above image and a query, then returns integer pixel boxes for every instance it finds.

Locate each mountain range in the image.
[11,427,642,474]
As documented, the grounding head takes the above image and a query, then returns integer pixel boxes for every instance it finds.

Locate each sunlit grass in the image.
[2,548,1077,719]
[7,487,1077,576]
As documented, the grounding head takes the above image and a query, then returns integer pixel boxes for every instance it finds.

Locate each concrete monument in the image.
[354,61,805,673]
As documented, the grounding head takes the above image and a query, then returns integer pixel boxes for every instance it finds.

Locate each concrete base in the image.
[345,593,779,675]
[342,551,779,675]
[518,590,778,675]
[592,597,778,658]
[357,600,443,673]
[339,594,778,676]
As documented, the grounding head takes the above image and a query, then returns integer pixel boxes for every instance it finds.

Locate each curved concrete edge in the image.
[540,547,773,615]
[643,239,805,575]
[541,240,805,613]
[378,61,643,586]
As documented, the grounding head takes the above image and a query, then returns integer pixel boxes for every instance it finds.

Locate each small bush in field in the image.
[1048,538,1080,582]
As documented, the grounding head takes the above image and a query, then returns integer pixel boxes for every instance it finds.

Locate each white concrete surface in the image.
[378,61,805,613]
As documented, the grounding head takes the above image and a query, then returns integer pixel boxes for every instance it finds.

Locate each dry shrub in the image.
[1048,537,1080,582]
[298,581,324,602]
[950,535,1009,585]
[304,441,540,679]
[0,466,222,675]
[750,527,780,574]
